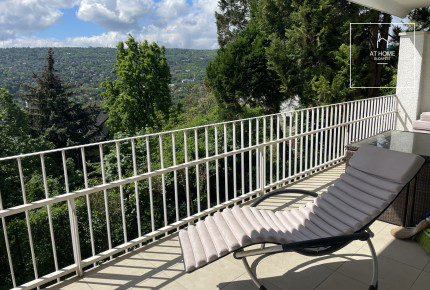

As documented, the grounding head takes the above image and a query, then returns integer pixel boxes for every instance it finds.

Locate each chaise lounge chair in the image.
[178,145,425,289]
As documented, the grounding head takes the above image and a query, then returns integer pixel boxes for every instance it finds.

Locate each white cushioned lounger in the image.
[178,145,424,289]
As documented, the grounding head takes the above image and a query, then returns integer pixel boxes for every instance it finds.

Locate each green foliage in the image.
[215,0,252,47]
[101,36,172,136]
[0,88,29,157]
[256,0,397,106]
[408,7,430,31]
[23,48,97,148]
[206,21,285,118]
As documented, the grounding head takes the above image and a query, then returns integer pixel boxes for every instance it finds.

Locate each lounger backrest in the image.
[348,144,424,184]
[321,144,425,232]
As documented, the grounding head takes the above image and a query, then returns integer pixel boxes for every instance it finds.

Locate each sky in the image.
[0,0,219,49]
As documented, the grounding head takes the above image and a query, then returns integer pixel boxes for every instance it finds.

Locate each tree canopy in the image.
[23,48,96,148]
[101,35,172,136]
[206,21,285,118]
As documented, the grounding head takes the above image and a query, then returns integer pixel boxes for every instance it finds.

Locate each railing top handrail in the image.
[290,95,396,112]
[0,95,396,162]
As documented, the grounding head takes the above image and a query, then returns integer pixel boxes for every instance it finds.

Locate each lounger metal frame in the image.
[232,178,418,290]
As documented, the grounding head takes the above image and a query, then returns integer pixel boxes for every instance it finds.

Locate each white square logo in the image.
[349,23,415,89]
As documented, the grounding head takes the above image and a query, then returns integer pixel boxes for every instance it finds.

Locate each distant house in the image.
[181,74,196,83]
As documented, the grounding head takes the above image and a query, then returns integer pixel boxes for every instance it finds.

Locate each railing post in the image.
[68,199,83,276]
[259,146,266,197]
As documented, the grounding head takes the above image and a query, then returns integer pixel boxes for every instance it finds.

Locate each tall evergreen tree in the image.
[257,0,395,106]
[215,0,251,47]
[23,48,96,148]
[101,35,172,136]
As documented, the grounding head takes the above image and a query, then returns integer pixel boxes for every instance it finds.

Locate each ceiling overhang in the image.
[348,0,430,17]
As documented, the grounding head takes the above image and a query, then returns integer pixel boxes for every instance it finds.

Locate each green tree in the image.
[206,22,284,118]
[101,35,172,136]
[257,0,394,106]
[23,48,96,148]
[0,88,29,157]
[215,0,252,47]
[408,7,430,31]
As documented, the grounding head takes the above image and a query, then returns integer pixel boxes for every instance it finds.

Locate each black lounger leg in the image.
[366,229,378,289]
[242,257,267,290]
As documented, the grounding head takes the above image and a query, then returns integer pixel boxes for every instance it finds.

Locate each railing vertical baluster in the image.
[393,95,397,128]
[351,102,356,142]
[145,137,155,239]
[17,157,40,282]
[0,191,16,288]
[333,105,338,159]
[240,121,245,197]
[233,123,237,199]
[184,131,191,216]
[315,108,320,168]
[324,106,330,162]
[224,124,228,202]
[215,126,220,205]
[346,102,350,145]
[115,142,128,250]
[363,100,368,139]
[248,119,252,195]
[259,146,265,196]
[381,97,386,132]
[359,101,364,140]
[300,110,304,173]
[256,119,259,189]
[276,115,280,185]
[381,97,385,131]
[205,127,210,209]
[270,115,273,186]
[294,112,298,176]
[310,109,314,171]
[289,112,293,181]
[320,107,324,165]
[329,106,334,161]
[99,144,112,257]
[282,114,286,181]
[61,151,82,276]
[172,133,179,221]
[337,104,342,158]
[194,129,201,213]
[159,135,168,232]
[384,99,390,131]
[40,154,59,280]
[80,148,95,265]
[263,117,267,185]
[341,104,346,156]
[131,139,142,241]
[305,110,309,172]
[369,99,375,137]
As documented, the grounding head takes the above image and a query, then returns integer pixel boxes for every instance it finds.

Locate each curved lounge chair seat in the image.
[178,145,425,289]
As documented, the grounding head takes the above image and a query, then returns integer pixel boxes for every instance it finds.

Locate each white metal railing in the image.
[0,95,397,289]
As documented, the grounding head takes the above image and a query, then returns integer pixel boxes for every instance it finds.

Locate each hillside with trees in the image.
[0,47,216,105]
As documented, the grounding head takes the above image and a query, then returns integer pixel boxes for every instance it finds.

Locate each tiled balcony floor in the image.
[49,163,430,290]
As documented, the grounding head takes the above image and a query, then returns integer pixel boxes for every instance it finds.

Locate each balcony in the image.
[2,95,429,290]
[47,164,430,290]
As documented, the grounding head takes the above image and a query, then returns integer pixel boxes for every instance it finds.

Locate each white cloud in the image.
[0,0,78,40]
[76,0,153,31]
[156,0,189,19]
[1,0,219,49]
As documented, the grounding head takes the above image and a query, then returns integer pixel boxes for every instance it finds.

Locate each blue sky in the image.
[0,1,412,49]
[0,0,219,49]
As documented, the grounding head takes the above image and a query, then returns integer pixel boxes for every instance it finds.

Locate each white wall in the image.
[396,31,430,131]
